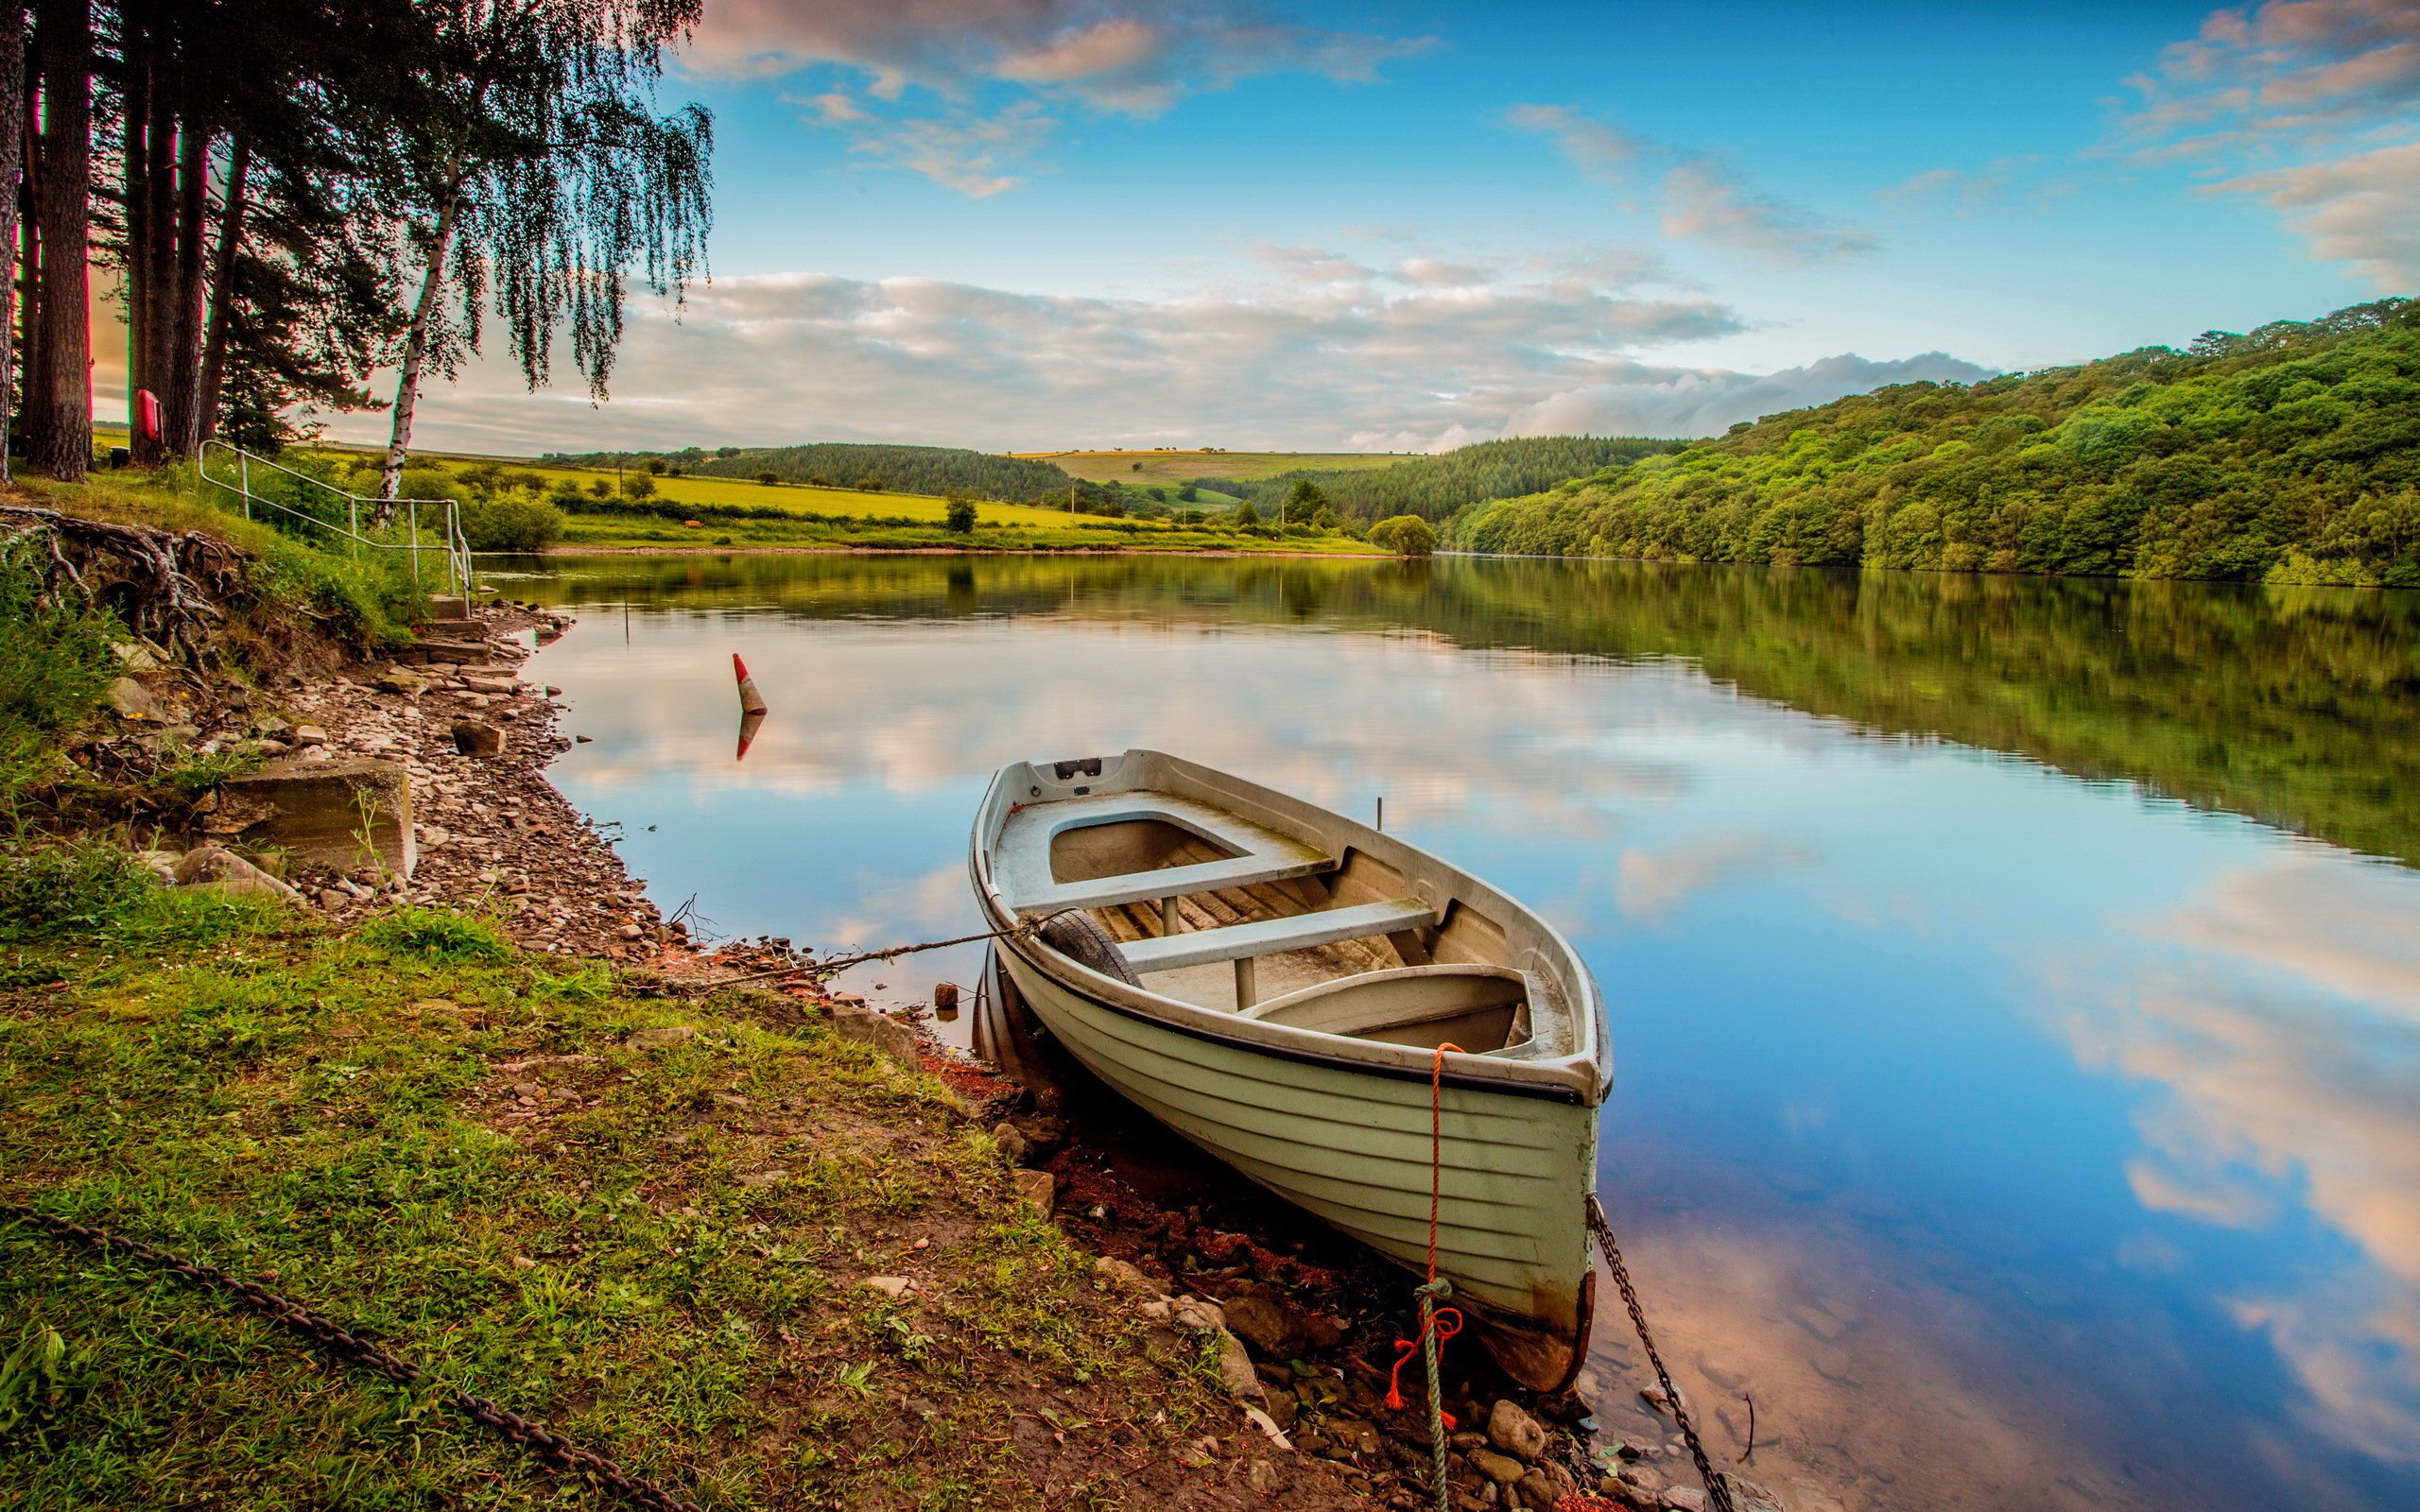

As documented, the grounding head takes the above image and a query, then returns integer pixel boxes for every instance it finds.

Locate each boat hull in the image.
[993,936,1598,1391]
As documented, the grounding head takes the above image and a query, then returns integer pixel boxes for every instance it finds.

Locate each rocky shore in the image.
[97,592,1786,1512]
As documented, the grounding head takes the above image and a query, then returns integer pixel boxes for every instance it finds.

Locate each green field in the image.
[1013,449,1411,486]
[274,444,1384,553]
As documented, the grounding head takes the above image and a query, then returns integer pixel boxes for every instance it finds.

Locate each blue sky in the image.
[348,0,2420,457]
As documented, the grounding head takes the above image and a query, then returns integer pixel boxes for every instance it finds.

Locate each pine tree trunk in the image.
[0,6,22,483]
[19,8,44,470]
[378,183,462,509]
[192,131,246,448]
[26,0,88,482]
[161,121,207,456]
[121,37,153,463]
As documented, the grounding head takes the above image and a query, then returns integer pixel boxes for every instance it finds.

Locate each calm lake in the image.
[516,552,2420,1512]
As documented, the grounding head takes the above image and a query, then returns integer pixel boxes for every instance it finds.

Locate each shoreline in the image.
[541,543,1391,559]
[280,593,1652,1511]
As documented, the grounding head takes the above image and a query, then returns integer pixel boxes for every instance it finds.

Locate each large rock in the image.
[171,845,303,902]
[1211,1326,1265,1406]
[1011,1168,1056,1211]
[1221,1294,1306,1360]
[218,759,416,879]
[830,1003,919,1067]
[451,719,506,757]
[1487,1400,1547,1461]
[107,677,164,721]
[1515,1464,1577,1510]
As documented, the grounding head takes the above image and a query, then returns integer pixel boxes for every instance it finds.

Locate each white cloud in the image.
[1507,104,1876,265]
[1875,156,2047,212]
[1481,351,1996,446]
[814,96,1058,197]
[2059,854,2420,1462]
[355,257,1996,458]
[691,1,1430,192]
[2214,138,2420,286]
[1615,833,1817,921]
[2118,1,2420,286]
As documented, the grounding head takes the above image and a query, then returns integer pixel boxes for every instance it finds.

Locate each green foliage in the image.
[549,441,1081,504]
[1368,513,1437,557]
[943,495,978,534]
[1453,299,2420,585]
[457,491,567,553]
[361,906,512,963]
[0,839,286,950]
[0,843,154,943]
[1232,500,1260,528]
[621,474,657,501]
[0,542,120,799]
[1205,436,1683,523]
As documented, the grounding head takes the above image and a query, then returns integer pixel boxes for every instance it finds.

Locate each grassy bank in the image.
[0,899,1236,1509]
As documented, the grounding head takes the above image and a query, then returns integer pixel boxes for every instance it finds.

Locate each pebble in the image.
[1469,1450,1527,1486]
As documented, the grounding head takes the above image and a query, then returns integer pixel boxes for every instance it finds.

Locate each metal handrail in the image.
[198,439,473,594]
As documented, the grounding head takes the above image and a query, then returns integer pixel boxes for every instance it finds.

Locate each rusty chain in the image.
[0,1202,707,1512]
[1585,1194,1737,1512]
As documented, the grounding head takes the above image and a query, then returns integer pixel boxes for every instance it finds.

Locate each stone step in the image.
[218,758,416,880]
[426,616,483,634]
[413,637,497,664]
[427,593,471,618]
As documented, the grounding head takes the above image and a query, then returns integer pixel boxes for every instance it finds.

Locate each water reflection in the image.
[521,552,2420,1511]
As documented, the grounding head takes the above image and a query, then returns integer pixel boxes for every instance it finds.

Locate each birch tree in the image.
[374,0,712,506]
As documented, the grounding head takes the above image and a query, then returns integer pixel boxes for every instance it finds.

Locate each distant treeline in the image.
[544,442,1082,503]
[1453,299,2420,586]
[1198,437,1683,523]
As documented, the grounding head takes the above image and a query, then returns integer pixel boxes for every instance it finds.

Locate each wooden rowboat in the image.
[969,749,1609,1390]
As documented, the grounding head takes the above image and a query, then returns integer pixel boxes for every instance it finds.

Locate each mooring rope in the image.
[1384,1041,1467,1512]
[693,908,1080,989]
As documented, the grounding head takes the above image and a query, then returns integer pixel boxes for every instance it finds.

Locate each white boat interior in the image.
[991,766,1582,1064]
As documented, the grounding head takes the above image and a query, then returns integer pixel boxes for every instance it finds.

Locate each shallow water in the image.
[518,552,2420,1512]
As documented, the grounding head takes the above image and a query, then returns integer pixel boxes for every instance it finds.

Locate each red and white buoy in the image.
[734,653,769,715]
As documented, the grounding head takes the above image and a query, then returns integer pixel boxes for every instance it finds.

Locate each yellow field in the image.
[1014,449,1410,487]
[305,442,1155,529]
[535,466,1149,529]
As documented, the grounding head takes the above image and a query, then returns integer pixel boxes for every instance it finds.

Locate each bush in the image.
[944,495,978,534]
[756,472,780,486]
[458,492,567,553]
[0,541,120,798]
[362,906,511,963]
[1369,513,1437,557]
[0,841,156,942]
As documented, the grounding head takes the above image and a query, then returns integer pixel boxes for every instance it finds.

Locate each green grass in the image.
[0,902,1233,1509]
[1013,451,1412,487]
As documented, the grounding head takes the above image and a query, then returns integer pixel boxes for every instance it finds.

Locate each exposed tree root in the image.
[0,503,251,662]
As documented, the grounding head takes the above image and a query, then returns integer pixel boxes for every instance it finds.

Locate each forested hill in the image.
[544,443,1079,503]
[1453,299,2420,586]
[1201,436,1682,523]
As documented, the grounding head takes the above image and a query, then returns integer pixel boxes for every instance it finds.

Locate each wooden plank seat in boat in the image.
[1118,897,1437,974]
[1236,964,1535,1053]
[998,790,1337,915]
